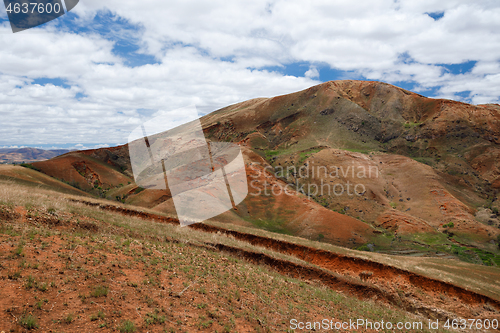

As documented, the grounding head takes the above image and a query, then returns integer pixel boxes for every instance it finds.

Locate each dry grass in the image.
[205,220,500,300]
[0,176,456,332]
[1,174,499,300]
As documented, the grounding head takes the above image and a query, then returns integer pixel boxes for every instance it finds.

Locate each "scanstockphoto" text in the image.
[250,163,379,198]
[290,318,499,331]
[290,318,424,331]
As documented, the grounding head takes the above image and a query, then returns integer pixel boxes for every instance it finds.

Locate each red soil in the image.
[32,153,132,191]
[70,199,500,320]
[375,210,436,234]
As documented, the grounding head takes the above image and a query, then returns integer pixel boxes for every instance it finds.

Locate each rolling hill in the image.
[29,80,500,258]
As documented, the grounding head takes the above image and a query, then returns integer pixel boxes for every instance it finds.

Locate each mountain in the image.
[0,147,71,164]
[30,80,500,260]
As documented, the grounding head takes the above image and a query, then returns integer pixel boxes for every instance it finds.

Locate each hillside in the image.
[30,80,500,261]
[0,148,71,164]
[1,166,499,331]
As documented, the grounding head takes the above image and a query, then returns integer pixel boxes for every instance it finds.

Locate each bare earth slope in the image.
[30,80,500,258]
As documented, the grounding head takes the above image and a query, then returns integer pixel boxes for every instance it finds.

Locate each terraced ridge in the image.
[70,198,500,321]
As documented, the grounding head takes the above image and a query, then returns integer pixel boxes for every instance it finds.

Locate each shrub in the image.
[20,163,40,172]
[91,285,109,297]
[25,275,36,289]
[118,320,136,332]
[14,241,25,257]
[38,282,48,292]
[19,314,38,329]
[356,244,370,252]
[65,313,74,323]
[134,187,145,194]
[90,310,105,321]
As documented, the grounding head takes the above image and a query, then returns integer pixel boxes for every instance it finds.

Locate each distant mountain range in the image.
[0,148,71,164]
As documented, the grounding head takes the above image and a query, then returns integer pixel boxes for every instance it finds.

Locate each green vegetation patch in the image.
[411,157,436,166]
[118,319,136,332]
[20,163,41,172]
[134,187,145,194]
[404,122,422,129]
[265,150,281,158]
[297,148,323,165]
[91,285,109,297]
[471,248,497,266]
[19,314,38,329]
[246,216,292,235]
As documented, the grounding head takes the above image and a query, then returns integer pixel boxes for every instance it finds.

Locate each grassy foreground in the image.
[0,176,448,332]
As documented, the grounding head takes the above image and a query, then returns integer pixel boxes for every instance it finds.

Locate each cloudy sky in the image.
[1,0,499,149]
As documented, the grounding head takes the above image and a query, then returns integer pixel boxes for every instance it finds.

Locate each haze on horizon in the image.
[0,0,499,149]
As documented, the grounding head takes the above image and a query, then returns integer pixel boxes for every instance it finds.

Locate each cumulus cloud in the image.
[0,0,499,146]
[305,66,319,79]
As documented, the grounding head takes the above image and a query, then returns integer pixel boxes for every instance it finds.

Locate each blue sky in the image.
[0,0,499,149]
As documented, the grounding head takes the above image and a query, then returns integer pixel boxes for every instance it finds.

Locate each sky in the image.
[0,0,499,149]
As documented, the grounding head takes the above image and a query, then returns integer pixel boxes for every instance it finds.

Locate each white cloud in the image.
[0,0,499,146]
[305,66,319,79]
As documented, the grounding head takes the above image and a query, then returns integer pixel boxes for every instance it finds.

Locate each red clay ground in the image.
[32,153,132,192]
[68,199,500,321]
[1,203,445,333]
